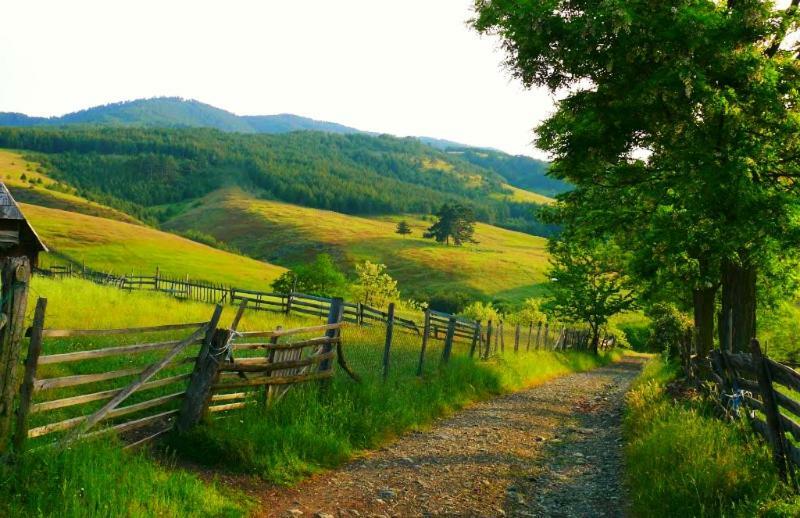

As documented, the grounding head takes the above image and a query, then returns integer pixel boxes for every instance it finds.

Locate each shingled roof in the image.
[0,183,48,253]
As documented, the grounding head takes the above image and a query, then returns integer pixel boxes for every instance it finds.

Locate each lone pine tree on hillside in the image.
[395,220,412,237]
[424,203,477,246]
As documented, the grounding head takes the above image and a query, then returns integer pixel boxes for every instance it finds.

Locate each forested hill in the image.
[448,148,569,197]
[0,126,557,236]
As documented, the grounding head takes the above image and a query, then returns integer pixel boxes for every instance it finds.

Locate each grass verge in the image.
[0,438,249,517]
[624,355,800,517]
[170,344,622,485]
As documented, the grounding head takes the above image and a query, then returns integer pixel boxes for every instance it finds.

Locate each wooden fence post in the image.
[469,321,480,358]
[514,324,521,353]
[484,320,493,360]
[0,256,30,453]
[175,306,225,433]
[321,298,344,374]
[382,303,396,381]
[417,309,431,376]
[13,297,46,451]
[357,302,364,326]
[441,316,456,364]
[535,322,542,350]
[751,338,791,481]
[526,323,533,351]
[265,326,282,405]
[543,322,550,349]
[500,321,505,352]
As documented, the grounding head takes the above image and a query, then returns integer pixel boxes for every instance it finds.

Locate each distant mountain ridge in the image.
[0,96,569,196]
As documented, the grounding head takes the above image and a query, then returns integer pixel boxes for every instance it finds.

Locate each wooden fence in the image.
[689,339,800,483]
[12,298,354,451]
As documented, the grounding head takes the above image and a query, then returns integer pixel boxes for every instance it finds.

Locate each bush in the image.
[427,291,473,313]
[645,303,692,357]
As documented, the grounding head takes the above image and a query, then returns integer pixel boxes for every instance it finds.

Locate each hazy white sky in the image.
[0,0,555,158]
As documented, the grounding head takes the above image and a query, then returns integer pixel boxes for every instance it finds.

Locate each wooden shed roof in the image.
[0,183,48,252]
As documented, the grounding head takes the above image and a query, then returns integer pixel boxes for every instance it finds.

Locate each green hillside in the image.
[0,127,555,236]
[163,188,550,301]
[24,203,285,288]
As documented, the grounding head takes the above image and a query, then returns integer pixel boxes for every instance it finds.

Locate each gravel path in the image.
[256,356,644,518]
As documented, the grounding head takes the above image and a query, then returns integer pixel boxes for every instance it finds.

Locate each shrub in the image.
[645,303,692,357]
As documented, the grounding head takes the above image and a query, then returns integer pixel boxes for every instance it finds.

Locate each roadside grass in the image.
[624,356,800,517]
[0,438,247,517]
[169,320,622,484]
[162,187,550,300]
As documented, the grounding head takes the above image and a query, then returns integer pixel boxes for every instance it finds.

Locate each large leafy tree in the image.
[544,239,636,354]
[474,0,800,353]
[424,202,478,245]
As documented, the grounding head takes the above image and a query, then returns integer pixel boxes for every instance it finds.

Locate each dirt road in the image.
[256,357,644,518]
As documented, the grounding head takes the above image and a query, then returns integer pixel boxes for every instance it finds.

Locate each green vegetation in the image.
[0,126,554,236]
[423,202,477,246]
[544,239,635,353]
[270,253,347,297]
[0,438,247,517]
[624,356,800,516]
[163,188,551,302]
[395,220,412,237]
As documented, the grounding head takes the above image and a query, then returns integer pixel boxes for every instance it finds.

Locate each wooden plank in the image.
[42,321,207,338]
[222,351,335,373]
[28,391,185,438]
[211,392,246,402]
[236,322,343,339]
[767,359,800,393]
[31,373,190,413]
[774,390,800,420]
[724,352,756,375]
[122,426,173,450]
[35,367,143,391]
[231,336,335,351]
[83,409,179,439]
[207,402,246,413]
[213,370,334,390]
[781,412,800,442]
[735,377,761,394]
[37,339,200,365]
[63,310,216,443]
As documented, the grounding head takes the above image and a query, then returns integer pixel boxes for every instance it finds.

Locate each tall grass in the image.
[0,438,247,517]
[624,356,800,516]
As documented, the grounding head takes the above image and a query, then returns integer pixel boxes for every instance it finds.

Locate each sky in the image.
[0,1,555,158]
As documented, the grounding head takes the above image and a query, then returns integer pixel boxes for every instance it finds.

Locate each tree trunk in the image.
[590,325,599,355]
[720,257,757,353]
[692,285,716,358]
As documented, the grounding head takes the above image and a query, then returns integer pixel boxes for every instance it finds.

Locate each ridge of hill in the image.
[0,97,563,199]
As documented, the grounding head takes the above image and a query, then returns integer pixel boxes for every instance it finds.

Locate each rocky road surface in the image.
[255,356,644,518]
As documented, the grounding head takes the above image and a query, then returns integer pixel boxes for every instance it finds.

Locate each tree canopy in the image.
[474,0,800,354]
[424,203,478,246]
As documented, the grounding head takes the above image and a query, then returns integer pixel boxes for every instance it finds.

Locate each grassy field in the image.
[163,187,551,301]
[624,356,800,516]
[0,149,141,224]
[22,204,285,289]
[492,183,555,205]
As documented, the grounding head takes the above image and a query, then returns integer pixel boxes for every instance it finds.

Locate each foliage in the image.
[351,261,400,307]
[270,254,347,297]
[511,298,548,325]
[395,220,412,237]
[645,303,693,358]
[544,238,635,352]
[624,356,799,516]
[460,300,500,323]
[472,0,800,354]
[426,290,473,314]
[423,202,478,245]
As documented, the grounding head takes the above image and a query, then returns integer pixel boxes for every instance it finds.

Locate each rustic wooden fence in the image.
[688,339,800,484]
[11,298,355,451]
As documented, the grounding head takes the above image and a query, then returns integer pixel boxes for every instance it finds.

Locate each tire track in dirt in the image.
[255,356,644,518]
